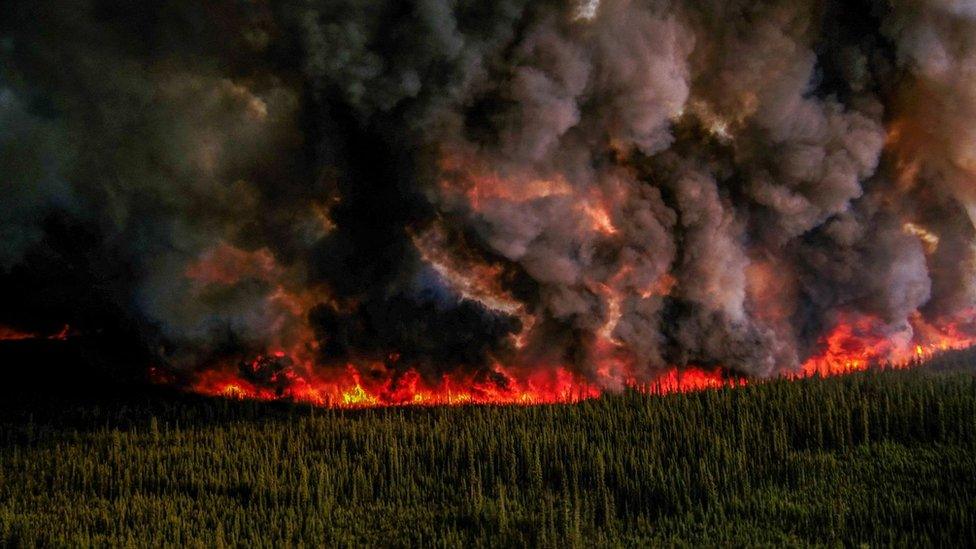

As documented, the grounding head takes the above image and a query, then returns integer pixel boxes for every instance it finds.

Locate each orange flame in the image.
[798,311,976,377]
[169,169,976,408]
[190,360,604,408]
[179,308,976,409]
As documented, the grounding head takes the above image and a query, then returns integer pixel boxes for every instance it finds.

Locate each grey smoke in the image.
[1,0,974,387]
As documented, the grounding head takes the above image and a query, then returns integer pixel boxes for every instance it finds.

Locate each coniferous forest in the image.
[1,353,975,546]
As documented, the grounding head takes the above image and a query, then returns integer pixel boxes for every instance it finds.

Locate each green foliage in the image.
[1,368,975,546]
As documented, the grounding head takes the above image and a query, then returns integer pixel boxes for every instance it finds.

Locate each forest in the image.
[1,351,974,546]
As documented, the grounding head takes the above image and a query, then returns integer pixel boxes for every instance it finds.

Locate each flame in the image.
[189,359,605,408]
[168,159,976,409]
[799,311,976,377]
[177,308,976,408]
[644,367,744,394]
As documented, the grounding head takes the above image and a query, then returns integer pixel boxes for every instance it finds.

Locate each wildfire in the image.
[171,236,976,409]
[168,154,976,409]
[799,312,976,377]
[176,308,976,409]
[189,360,604,408]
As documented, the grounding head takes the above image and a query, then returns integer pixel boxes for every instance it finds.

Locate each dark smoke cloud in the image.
[1,0,975,387]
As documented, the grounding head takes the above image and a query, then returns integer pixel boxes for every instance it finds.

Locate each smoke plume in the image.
[3,0,976,395]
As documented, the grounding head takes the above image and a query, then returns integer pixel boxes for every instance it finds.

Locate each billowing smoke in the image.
[2,0,976,393]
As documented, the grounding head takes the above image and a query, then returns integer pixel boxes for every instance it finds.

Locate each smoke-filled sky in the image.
[3,0,976,389]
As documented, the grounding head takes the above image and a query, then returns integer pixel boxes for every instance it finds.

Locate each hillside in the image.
[1,361,975,546]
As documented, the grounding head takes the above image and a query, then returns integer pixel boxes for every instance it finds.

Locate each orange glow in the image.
[0,324,72,341]
[643,367,743,394]
[183,241,328,369]
[581,201,617,235]
[437,146,623,240]
[169,157,976,409]
[174,238,976,408]
[463,174,574,208]
[411,225,525,317]
[885,118,923,194]
[0,326,38,341]
[437,147,573,210]
[178,309,976,409]
[798,312,976,377]
[185,245,280,286]
[189,360,605,408]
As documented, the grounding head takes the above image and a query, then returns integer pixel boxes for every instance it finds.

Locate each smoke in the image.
[1,0,975,390]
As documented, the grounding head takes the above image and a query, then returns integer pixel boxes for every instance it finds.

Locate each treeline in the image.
[1,367,975,546]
